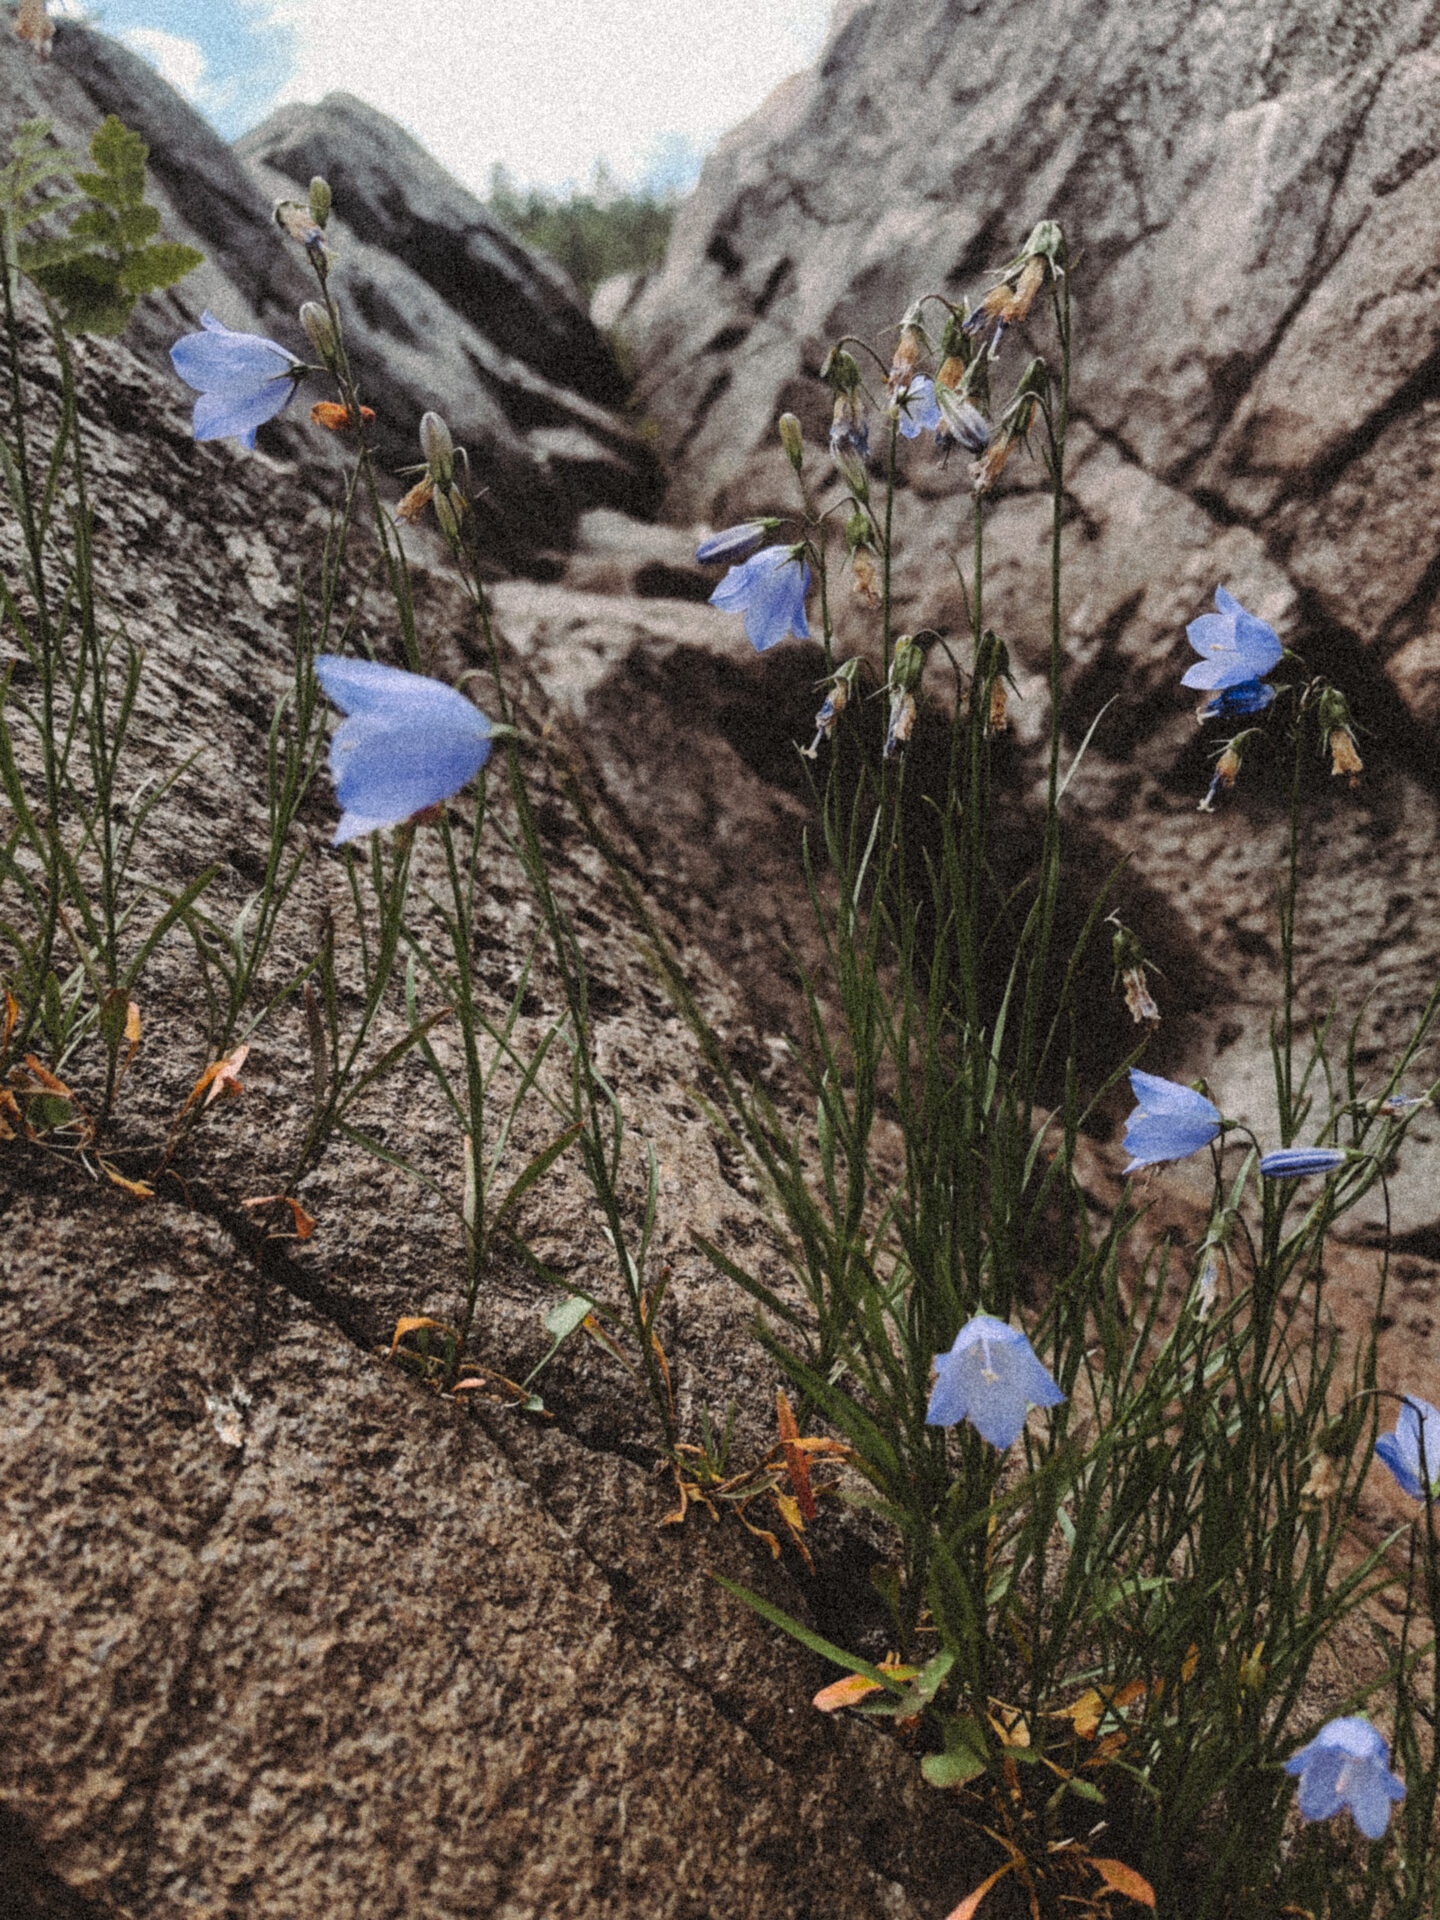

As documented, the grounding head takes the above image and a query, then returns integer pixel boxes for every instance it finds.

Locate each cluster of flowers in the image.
[168,242,1419,1847]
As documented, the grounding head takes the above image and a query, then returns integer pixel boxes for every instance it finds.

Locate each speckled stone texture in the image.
[0,303,979,1916]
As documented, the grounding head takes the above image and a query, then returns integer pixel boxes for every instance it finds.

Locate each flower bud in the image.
[820,346,861,395]
[1021,219,1064,264]
[299,300,337,363]
[433,484,466,541]
[308,176,333,228]
[778,411,804,471]
[890,635,926,694]
[419,411,455,488]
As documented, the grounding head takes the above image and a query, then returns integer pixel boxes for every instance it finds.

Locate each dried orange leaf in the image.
[988,1702,1030,1748]
[776,1387,818,1520]
[0,990,17,1058]
[387,1315,455,1356]
[774,1489,805,1533]
[944,1862,1016,1920]
[102,1163,153,1199]
[20,1055,73,1096]
[1091,1859,1156,1908]
[241,1194,316,1239]
[814,1673,885,1712]
[184,1043,250,1115]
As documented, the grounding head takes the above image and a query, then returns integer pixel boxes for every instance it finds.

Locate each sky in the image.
[56,0,836,197]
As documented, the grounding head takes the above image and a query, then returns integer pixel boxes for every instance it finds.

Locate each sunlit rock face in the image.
[14,21,661,567]
[628,0,1440,1230]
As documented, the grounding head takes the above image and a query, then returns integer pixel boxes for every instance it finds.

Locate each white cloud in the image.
[120,25,210,103]
[258,0,833,194]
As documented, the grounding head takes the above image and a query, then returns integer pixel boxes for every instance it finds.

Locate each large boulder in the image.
[626,0,1440,1228]
[6,22,660,565]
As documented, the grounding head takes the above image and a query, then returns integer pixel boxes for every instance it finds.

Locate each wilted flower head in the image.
[1123,1070,1221,1173]
[275,198,330,269]
[885,315,928,398]
[845,508,881,607]
[708,544,811,652]
[926,1313,1065,1449]
[1112,923,1160,1027]
[1258,1147,1346,1180]
[395,476,435,525]
[1376,1396,1440,1500]
[695,521,773,565]
[1183,589,1282,716]
[801,657,861,759]
[830,391,870,497]
[973,382,1040,493]
[1317,686,1362,787]
[1198,740,1244,812]
[1284,1717,1405,1840]
[1329,727,1363,786]
[169,311,304,450]
[315,656,494,846]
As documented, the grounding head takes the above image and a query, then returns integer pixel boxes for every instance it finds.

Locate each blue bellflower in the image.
[708,544,811,653]
[894,375,942,440]
[1376,1397,1440,1500]
[694,521,770,565]
[169,311,304,449]
[1284,1717,1405,1840]
[1183,587,1282,717]
[926,1313,1064,1449]
[1123,1069,1222,1173]
[315,655,493,845]
[1258,1147,1346,1179]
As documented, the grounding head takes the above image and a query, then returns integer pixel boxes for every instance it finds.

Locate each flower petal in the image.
[192,379,296,444]
[315,655,478,719]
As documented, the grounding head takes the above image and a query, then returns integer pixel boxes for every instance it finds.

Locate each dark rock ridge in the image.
[627,0,1440,1233]
[11,22,660,565]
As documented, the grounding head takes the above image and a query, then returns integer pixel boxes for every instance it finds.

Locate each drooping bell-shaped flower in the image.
[315,656,494,845]
[1376,1396,1440,1501]
[926,1313,1064,1450]
[1284,1717,1405,1840]
[169,311,304,450]
[1122,1070,1221,1173]
[708,545,811,653]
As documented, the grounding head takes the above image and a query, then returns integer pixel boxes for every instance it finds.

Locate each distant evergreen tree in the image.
[485,161,677,302]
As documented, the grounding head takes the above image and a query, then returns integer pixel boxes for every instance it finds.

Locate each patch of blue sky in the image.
[66,0,294,140]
